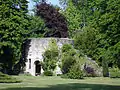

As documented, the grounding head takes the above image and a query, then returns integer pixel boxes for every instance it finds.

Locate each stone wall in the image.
[24,38,74,76]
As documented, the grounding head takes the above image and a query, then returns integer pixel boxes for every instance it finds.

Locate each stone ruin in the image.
[23,38,74,76]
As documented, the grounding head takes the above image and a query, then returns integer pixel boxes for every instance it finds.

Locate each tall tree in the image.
[62,0,120,68]
[36,2,68,38]
[0,0,29,74]
[62,0,82,38]
[94,0,120,68]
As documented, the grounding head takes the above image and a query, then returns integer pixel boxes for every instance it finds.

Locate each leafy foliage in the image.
[42,39,59,71]
[102,56,109,77]
[0,0,120,76]
[67,64,83,79]
[0,0,45,74]
[26,15,45,38]
[109,68,120,78]
[61,55,76,74]
[74,26,98,58]
[62,0,120,69]
[61,44,76,74]
[61,44,84,79]
[43,70,53,76]
[62,0,82,38]
[36,2,68,38]
[0,0,29,74]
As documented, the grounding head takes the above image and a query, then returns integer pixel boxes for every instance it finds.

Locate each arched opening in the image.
[34,61,41,76]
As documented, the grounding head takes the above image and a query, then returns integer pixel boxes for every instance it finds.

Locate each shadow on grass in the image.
[3,83,120,90]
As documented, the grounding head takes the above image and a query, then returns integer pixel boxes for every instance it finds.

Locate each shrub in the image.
[43,71,53,76]
[57,74,61,76]
[62,44,72,53]
[42,39,58,71]
[61,44,77,74]
[67,71,83,79]
[0,72,22,83]
[61,55,76,74]
[67,64,83,79]
[109,68,120,78]
[102,59,109,77]
[110,72,120,78]
[61,64,83,79]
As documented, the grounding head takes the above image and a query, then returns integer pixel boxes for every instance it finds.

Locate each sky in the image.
[27,0,60,11]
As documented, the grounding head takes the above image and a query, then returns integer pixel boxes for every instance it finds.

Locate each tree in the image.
[42,39,59,71]
[62,0,82,38]
[91,0,120,68]
[36,2,68,38]
[0,0,29,74]
[62,0,120,68]
[61,44,77,74]
[26,15,45,38]
[74,26,98,58]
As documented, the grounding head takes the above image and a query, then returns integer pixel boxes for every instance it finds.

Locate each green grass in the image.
[0,75,120,90]
[0,72,21,83]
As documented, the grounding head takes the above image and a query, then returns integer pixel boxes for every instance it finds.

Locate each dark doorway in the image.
[34,61,41,76]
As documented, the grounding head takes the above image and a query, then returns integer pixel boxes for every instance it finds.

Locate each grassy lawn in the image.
[0,75,120,90]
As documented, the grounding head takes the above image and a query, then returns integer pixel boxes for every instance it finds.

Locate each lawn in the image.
[0,75,120,90]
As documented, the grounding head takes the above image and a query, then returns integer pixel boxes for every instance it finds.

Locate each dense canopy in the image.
[36,2,68,38]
